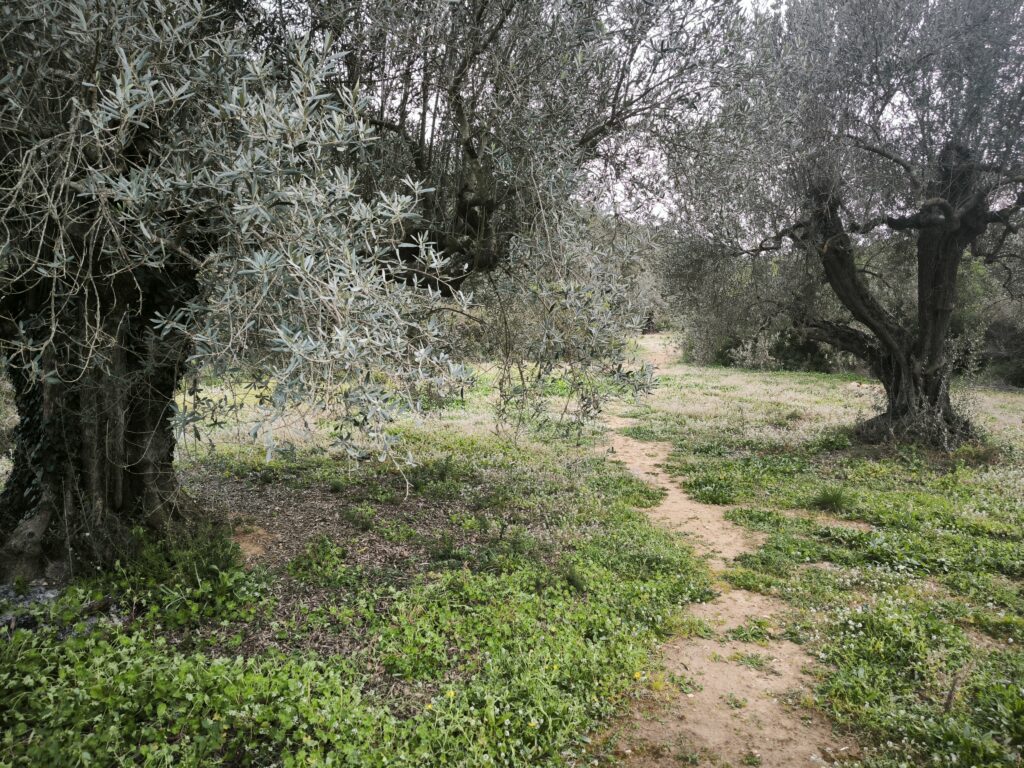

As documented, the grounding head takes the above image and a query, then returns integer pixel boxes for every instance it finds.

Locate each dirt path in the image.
[598,336,858,767]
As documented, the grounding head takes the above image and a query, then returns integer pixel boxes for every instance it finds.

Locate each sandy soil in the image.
[597,335,859,768]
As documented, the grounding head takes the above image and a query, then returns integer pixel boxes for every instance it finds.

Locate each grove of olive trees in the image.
[0,0,743,578]
[3,2,1024,767]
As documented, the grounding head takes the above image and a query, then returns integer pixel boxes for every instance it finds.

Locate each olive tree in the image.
[243,0,745,278]
[677,0,1024,444]
[243,0,746,430]
[0,0,467,580]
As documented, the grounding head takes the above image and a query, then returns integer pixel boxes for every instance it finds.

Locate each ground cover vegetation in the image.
[621,362,1024,767]
[1,390,713,765]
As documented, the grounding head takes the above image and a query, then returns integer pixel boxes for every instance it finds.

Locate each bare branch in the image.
[844,133,923,192]
[737,221,809,255]
[801,319,880,362]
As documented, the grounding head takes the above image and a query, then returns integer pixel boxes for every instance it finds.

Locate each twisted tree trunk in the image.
[803,144,988,446]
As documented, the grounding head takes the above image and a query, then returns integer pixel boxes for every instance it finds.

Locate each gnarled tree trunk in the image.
[865,349,969,444]
[803,144,989,446]
[0,266,196,582]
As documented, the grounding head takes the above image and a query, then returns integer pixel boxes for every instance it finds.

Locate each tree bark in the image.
[0,267,196,582]
[862,349,968,444]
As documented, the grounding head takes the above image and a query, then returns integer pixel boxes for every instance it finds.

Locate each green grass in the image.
[0,422,711,767]
[626,365,1024,767]
[725,617,775,645]
[809,484,855,515]
[729,651,775,673]
[670,614,717,639]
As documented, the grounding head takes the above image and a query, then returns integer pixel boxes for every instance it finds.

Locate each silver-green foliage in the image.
[0,0,469,456]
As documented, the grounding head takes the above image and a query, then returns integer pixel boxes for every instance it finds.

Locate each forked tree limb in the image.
[800,319,881,362]
[844,133,924,193]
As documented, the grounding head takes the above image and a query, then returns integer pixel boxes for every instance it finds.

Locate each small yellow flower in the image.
[446,690,455,699]
[426,703,433,710]
[633,671,642,680]
[529,720,539,729]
